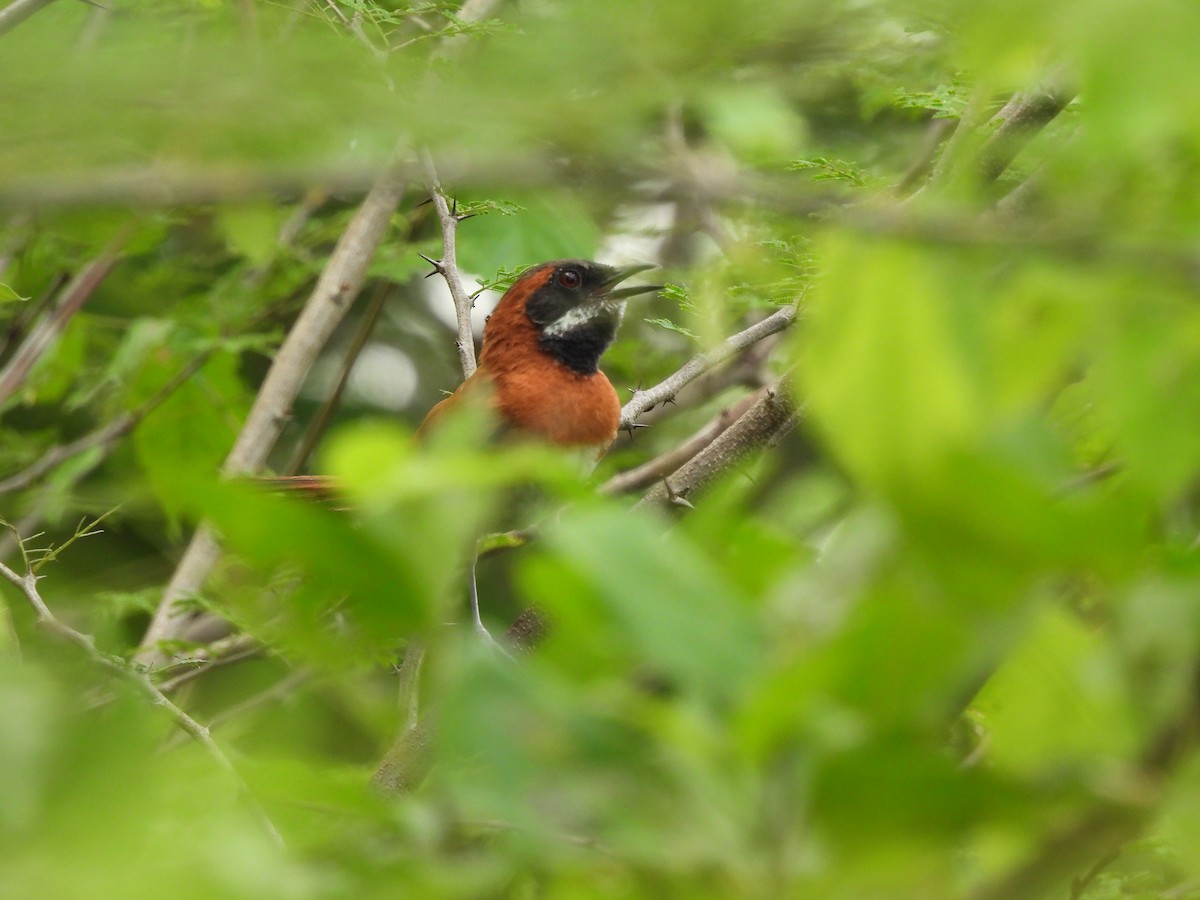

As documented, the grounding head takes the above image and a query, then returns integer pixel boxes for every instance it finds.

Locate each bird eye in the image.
[557,268,582,289]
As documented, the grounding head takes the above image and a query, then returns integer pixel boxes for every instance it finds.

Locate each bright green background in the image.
[2,1,1200,897]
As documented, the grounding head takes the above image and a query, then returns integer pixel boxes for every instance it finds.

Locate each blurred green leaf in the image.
[539,505,763,702]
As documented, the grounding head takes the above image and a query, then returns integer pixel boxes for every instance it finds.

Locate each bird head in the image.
[511,259,661,375]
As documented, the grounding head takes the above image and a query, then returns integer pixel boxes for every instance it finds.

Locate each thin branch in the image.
[0,227,129,407]
[138,165,407,663]
[154,633,263,693]
[618,332,774,432]
[895,117,957,197]
[914,88,990,197]
[619,302,798,430]
[911,83,1073,201]
[434,0,501,59]
[601,388,763,495]
[0,352,209,495]
[0,550,284,846]
[421,153,477,379]
[977,88,1073,185]
[286,280,393,474]
[321,0,387,58]
[30,505,117,573]
[633,382,799,511]
[0,154,843,215]
[0,0,59,37]
[1069,847,1122,900]
[164,669,310,751]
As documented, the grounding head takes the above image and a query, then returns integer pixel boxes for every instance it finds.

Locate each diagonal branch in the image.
[977,88,1073,185]
[0,352,209,495]
[0,0,59,37]
[602,387,764,495]
[619,301,798,430]
[0,227,130,407]
[285,280,394,474]
[138,165,408,663]
[633,382,799,511]
[0,548,284,846]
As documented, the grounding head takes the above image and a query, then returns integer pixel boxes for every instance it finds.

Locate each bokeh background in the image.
[2,1,1200,897]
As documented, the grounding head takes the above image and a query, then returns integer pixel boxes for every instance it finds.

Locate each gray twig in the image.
[0,228,129,407]
[0,0,60,37]
[602,388,763,495]
[633,383,798,511]
[0,549,284,846]
[421,153,477,379]
[286,280,394,474]
[619,302,798,430]
[978,88,1073,185]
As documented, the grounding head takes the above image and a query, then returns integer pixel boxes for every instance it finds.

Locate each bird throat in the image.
[537,302,622,375]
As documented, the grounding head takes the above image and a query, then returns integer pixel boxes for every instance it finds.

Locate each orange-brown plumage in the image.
[269,260,657,501]
[417,259,657,451]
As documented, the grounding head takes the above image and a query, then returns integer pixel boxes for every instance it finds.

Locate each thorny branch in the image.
[0,545,284,846]
[601,388,764,495]
[619,301,798,430]
[634,382,799,511]
[421,153,477,379]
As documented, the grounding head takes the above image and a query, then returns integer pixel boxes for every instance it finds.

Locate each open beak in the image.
[598,263,663,300]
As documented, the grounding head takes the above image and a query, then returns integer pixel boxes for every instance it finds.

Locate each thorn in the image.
[450,196,458,216]
[417,252,445,278]
[626,386,640,397]
[664,396,678,407]
[623,422,649,440]
[455,213,477,223]
[415,196,434,209]
[663,478,695,509]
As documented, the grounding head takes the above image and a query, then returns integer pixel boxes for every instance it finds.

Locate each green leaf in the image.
[539,505,763,701]
[893,80,970,119]
[801,233,985,491]
[788,156,875,188]
[643,316,697,339]
[215,204,284,266]
[0,282,29,304]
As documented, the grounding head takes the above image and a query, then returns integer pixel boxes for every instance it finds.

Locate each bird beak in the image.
[598,263,663,301]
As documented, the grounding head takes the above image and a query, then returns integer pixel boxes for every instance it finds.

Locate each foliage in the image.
[1,0,1199,898]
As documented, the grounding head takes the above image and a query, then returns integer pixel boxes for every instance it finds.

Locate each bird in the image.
[419,258,660,450]
[271,258,662,642]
